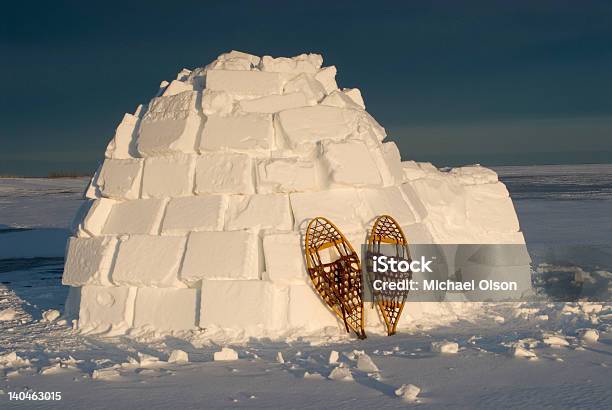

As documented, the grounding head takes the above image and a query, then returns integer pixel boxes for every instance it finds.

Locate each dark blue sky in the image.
[1,1,611,175]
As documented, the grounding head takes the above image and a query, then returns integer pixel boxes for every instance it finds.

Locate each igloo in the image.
[62,51,531,338]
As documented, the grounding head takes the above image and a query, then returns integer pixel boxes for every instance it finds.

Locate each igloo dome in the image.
[62,51,531,338]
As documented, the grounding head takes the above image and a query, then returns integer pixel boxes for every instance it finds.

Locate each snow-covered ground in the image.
[0,165,611,409]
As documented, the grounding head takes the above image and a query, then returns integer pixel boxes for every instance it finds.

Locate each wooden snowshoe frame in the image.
[367,215,412,336]
[304,217,366,339]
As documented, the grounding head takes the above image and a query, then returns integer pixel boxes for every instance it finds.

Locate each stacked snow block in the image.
[64,51,530,337]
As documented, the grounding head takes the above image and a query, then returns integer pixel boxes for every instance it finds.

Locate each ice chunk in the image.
[62,236,118,286]
[78,286,136,335]
[283,73,326,105]
[95,159,143,200]
[42,309,61,322]
[112,235,187,288]
[359,187,416,226]
[102,198,166,235]
[213,347,239,361]
[195,152,254,194]
[577,328,599,342]
[320,140,382,187]
[0,308,18,321]
[181,231,262,282]
[431,340,459,354]
[137,91,201,156]
[239,93,308,113]
[200,280,288,332]
[256,157,317,193]
[290,188,365,233]
[395,384,421,402]
[511,345,537,358]
[206,70,283,97]
[276,106,359,149]
[542,334,569,347]
[328,350,339,364]
[161,195,226,235]
[104,113,139,159]
[263,233,308,283]
[287,284,339,330]
[315,66,338,94]
[133,288,197,331]
[259,53,322,73]
[225,193,292,231]
[328,366,353,381]
[141,154,195,198]
[276,351,285,364]
[200,113,274,151]
[356,353,379,372]
[168,350,189,363]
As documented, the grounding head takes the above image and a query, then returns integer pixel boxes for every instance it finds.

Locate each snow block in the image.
[206,69,283,97]
[200,113,274,151]
[283,73,326,105]
[290,188,365,233]
[256,157,317,193]
[162,80,194,96]
[137,91,201,156]
[104,113,139,159]
[78,286,136,335]
[200,280,288,332]
[321,89,364,110]
[400,183,429,221]
[380,142,404,184]
[96,159,143,199]
[259,53,323,73]
[207,50,261,71]
[181,231,262,282]
[450,165,498,185]
[102,198,166,235]
[263,232,308,283]
[276,106,358,149]
[141,154,195,198]
[287,284,339,330]
[82,198,116,236]
[315,66,338,94]
[320,140,382,187]
[201,90,235,116]
[161,195,226,235]
[195,152,254,194]
[62,236,118,286]
[409,177,467,227]
[359,187,417,226]
[239,93,308,114]
[464,184,519,233]
[133,288,197,331]
[225,193,292,231]
[402,160,427,181]
[112,235,187,288]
